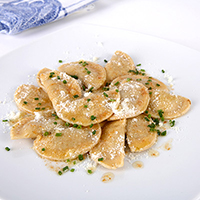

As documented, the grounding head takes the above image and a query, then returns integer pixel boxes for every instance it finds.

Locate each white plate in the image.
[0,24,200,200]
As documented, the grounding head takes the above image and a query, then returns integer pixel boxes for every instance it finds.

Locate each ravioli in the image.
[36,68,51,90]
[126,114,158,152]
[147,89,191,119]
[108,79,150,120]
[90,119,126,169]
[34,124,101,161]
[58,61,106,90]
[105,51,136,82]
[11,111,65,139]
[40,70,120,126]
[14,84,53,113]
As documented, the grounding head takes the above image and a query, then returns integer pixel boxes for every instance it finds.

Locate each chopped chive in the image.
[127,78,131,82]
[148,87,152,90]
[82,85,86,91]
[78,154,84,161]
[73,124,78,128]
[70,169,75,172]
[136,79,142,81]
[161,130,167,136]
[5,147,10,151]
[65,122,70,127]
[105,82,111,86]
[140,69,145,72]
[72,117,76,121]
[2,119,8,122]
[136,64,141,66]
[148,114,151,118]
[87,99,91,102]
[73,95,79,98]
[44,131,49,136]
[34,98,39,100]
[73,161,76,165]
[52,113,57,117]
[98,158,103,161]
[49,72,55,78]
[89,87,94,92]
[35,107,40,110]
[169,120,175,127]
[103,87,109,91]
[149,92,152,95]
[145,110,148,114]
[63,166,69,171]
[84,105,88,108]
[77,125,82,129]
[54,122,57,125]
[153,118,159,126]
[88,169,93,174]
[85,68,91,74]
[103,92,108,97]
[161,69,165,73]
[149,77,152,79]
[42,107,45,110]
[42,148,45,151]
[109,99,116,102]
[59,60,63,63]
[66,159,70,162]
[92,130,96,135]
[158,109,164,121]
[70,75,78,79]
[147,79,152,82]
[156,83,160,87]
[58,171,62,175]
[104,59,108,63]
[57,76,61,80]
[90,124,94,128]
[55,116,59,120]
[90,115,96,121]
[142,73,145,76]
[55,133,62,137]
[144,117,150,122]
[38,103,42,105]
[63,80,67,84]
[23,101,28,104]
[80,61,88,67]
[114,81,119,86]
[145,82,149,85]
[115,89,119,92]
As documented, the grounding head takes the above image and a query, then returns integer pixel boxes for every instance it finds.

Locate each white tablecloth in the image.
[0,0,200,57]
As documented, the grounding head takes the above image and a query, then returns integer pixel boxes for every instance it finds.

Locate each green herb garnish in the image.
[114,81,119,86]
[103,92,108,97]
[44,132,49,136]
[5,147,10,151]
[74,95,79,98]
[88,169,93,174]
[78,154,84,161]
[98,158,103,161]
[91,115,96,121]
[70,75,78,79]
[169,120,175,127]
[55,133,62,137]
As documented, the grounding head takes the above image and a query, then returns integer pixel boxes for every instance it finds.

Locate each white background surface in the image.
[0,0,200,56]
